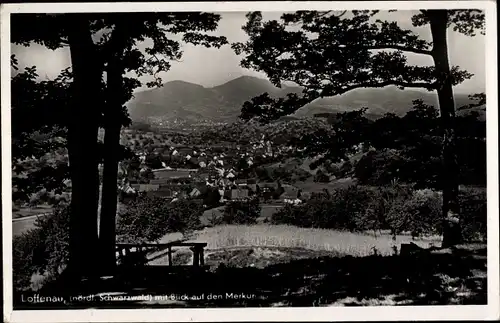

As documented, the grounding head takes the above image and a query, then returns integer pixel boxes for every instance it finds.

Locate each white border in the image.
[1,1,498,322]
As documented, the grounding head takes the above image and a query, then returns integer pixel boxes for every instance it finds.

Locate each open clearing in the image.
[154,224,442,259]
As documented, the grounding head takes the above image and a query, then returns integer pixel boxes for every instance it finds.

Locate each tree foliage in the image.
[116,194,203,243]
[234,9,486,247]
[11,66,71,204]
[233,10,483,122]
[13,206,70,291]
[222,197,261,225]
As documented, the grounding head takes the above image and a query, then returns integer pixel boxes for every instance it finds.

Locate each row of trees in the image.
[12,12,227,281]
[353,101,485,188]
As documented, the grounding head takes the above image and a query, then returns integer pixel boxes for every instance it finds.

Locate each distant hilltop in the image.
[127,75,484,125]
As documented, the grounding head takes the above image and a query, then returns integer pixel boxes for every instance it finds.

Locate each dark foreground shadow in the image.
[13,245,487,309]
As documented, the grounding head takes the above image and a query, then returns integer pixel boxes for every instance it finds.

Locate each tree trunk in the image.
[66,15,102,282]
[98,29,126,276]
[98,125,121,274]
[428,10,462,248]
[98,125,121,275]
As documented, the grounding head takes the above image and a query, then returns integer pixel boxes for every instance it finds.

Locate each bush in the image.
[13,206,70,292]
[117,195,203,243]
[382,187,442,238]
[459,187,487,242]
[272,185,372,231]
[207,211,224,227]
[354,149,406,186]
[222,197,261,224]
[272,182,485,243]
[313,169,330,183]
[271,184,445,239]
[202,187,221,209]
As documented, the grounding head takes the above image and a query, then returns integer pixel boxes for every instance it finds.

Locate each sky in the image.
[11,11,486,94]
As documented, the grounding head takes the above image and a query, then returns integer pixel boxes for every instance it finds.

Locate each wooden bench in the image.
[116,241,208,267]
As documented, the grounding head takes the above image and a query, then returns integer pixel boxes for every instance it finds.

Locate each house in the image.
[280,184,301,200]
[134,184,160,192]
[177,147,193,155]
[234,179,256,192]
[189,188,202,198]
[235,179,247,186]
[284,198,302,205]
[259,182,280,190]
[120,183,136,194]
[224,188,249,200]
[150,189,175,198]
[63,179,72,188]
[152,168,193,180]
[149,179,170,185]
[188,157,199,166]
[218,189,226,202]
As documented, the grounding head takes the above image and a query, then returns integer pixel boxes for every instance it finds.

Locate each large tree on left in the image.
[12,13,105,281]
[11,12,228,280]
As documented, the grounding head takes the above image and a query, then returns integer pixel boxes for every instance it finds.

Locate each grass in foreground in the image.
[190,224,442,257]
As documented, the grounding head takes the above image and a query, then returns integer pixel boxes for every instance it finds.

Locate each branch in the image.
[316,10,346,19]
[362,45,432,55]
[326,80,436,97]
[335,10,348,18]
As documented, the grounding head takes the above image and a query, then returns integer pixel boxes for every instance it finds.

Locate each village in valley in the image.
[117,127,304,209]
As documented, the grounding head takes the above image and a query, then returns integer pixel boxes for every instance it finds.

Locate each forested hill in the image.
[127,75,483,124]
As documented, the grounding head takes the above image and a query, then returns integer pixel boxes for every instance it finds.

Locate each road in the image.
[12,213,47,236]
[12,204,284,237]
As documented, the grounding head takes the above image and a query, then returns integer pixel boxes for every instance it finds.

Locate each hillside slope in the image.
[127,76,483,124]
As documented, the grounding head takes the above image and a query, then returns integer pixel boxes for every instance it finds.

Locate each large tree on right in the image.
[233,9,486,247]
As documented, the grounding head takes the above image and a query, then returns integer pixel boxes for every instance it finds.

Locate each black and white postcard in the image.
[1,1,498,322]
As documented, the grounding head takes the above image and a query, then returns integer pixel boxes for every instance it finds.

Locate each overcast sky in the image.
[11,11,486,94]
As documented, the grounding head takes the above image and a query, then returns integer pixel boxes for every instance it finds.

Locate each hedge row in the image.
[271,185,486,241]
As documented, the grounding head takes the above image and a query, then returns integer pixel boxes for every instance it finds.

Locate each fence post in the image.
[168,246,173,266]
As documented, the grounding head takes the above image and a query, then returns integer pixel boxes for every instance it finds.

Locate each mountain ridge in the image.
[127,75,483,124]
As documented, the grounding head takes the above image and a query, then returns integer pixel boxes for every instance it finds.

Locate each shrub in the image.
[405,189,443,237]
[222,197,261,224]
[207,211,224,227]
[354,149,405,186]
[13,206,70,292]
[391,189,442,238]
[459,187,487,242]
[202,187,221,209]
[117,195,203,243]
[339,160,353,178]
[271,182,485,243]
[272,185,372,231]
[314,169,330,183]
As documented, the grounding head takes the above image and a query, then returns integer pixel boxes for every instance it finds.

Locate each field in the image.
[151,224,441,262]
[294,178,356,193]
[196,224,441,255]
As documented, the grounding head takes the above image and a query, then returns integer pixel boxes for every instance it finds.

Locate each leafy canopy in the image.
[10,12,228,203]
[233,10,485,123]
